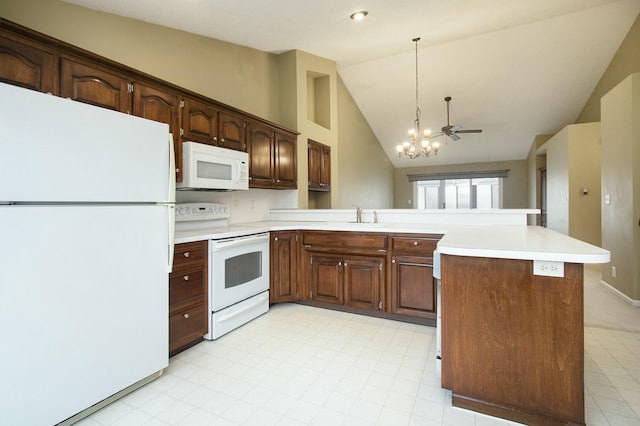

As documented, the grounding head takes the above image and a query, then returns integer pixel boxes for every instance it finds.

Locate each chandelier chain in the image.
[396,37,441,159]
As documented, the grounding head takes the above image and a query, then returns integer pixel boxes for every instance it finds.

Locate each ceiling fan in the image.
[441,96,483,141]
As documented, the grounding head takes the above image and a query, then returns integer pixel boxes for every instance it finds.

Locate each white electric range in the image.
[175,203,270,339]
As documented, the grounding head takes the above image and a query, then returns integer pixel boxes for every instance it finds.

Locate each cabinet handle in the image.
[183,313,190,319]
[183,252,190,258]
[183,275,190,281]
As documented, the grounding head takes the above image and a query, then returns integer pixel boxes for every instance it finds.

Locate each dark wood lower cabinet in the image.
[270,231,298,303]
[344,257,382,310]
[169,241,208,356]
[310,254,344,304]
[390,256,435,318]
[441,254,585,426]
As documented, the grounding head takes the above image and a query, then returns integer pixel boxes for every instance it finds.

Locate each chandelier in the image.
[396,37,440,159]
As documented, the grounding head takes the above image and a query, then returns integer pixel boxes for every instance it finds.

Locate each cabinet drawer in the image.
[391,235,439,254]
[303,231,387,251]
[169,302,207,352]
[173,240,207,270]
[169,267,206,310]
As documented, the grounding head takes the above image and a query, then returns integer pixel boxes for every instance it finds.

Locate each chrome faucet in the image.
[373,211,378,224]
[352,204,362,223]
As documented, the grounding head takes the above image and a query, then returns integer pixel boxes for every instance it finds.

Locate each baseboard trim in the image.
[600,280,640,307]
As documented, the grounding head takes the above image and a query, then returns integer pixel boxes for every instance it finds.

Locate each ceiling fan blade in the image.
[456,129,483,134]
[448,133,460,141]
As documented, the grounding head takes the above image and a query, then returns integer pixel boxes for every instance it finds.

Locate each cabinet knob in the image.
[220,138,225,143]
[183,275,190,281]
[183,252,190,258]
[213,136,218,141]
[183,313,190,319]
[176,168,180,173]
[414,241,419,246]
[338,261,343,266]
[392,259,396,264]
[274,237,279,241]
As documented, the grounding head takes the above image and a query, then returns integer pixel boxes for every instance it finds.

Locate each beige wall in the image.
[394,160,529,209]
[576,13,640,123]
[336,76,394,209]
[543,123,601,246]
[601,74,640,301]
[1,0,281,123]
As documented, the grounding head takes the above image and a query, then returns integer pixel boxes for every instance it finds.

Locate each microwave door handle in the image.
[234,159,241,183]
[214,234,269,251]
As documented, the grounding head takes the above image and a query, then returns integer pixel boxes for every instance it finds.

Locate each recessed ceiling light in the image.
[350,11,368,21]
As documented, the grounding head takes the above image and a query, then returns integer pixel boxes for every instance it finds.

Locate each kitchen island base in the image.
[441,254,584,426]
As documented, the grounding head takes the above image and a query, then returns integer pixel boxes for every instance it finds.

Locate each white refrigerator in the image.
[0,83,175,425]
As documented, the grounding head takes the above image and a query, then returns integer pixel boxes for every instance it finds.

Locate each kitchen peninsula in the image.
[182,208,606,426]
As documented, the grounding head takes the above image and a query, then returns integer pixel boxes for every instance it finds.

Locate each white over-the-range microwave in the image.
[177,141,249,191]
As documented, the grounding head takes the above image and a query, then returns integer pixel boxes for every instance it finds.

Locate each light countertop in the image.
[176,220,610,264]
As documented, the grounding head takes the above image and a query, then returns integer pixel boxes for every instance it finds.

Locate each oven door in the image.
[209,232,269,312]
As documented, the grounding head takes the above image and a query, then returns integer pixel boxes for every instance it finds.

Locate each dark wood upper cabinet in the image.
[182,97,219,146]
[274,132,297,189]
[247,121,297,189]
[1,19,297,186]
[132,82,180,130]
[132,82,181,181]
[218,111,245,151]
[246,121,274,187]
[60,58,131,113]
[0,36,55,94]
[308,139,330,191]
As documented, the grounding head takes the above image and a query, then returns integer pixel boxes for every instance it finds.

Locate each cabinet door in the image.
[60,58,130,112]
[182,97,219,145]
[308,141,321,189]
[0,36,55,93]
[390,256,435,318]
[247,121,274,188]
[344,257,382,310]
[218,111,245,151]
[274,132,297,189]
[270,231,298,303]
[132,82,181,181]
[320,144,331,189]
[310,254,343,304]
[169,302,207,354]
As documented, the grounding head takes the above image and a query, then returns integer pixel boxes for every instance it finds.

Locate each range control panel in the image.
[175,202,230,222]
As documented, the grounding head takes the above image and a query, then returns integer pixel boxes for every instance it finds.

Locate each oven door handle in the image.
[213,233,269,251]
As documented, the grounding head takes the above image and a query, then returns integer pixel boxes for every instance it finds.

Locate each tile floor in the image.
[78,271,640,426]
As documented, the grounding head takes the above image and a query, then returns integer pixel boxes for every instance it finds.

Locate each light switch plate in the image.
[533,260,564,277]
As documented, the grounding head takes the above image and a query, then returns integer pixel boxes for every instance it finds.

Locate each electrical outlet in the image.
[612,266,617,278]
[533,260,564,277]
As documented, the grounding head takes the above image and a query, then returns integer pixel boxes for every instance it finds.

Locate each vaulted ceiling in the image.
[64,0,640,167]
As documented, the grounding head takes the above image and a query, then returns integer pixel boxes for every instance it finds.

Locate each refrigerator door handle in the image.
[167,133,176,272]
